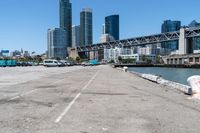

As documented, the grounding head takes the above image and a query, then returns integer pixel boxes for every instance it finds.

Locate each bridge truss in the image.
[77,27,200,52]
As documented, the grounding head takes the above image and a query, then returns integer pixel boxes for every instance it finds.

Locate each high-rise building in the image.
[80,8,93,46]
[161,20,181,52]
[188,20,200,53]
[59,0,72,47]
[102,24,105,34]
[105,15,119,40]
[47,28,67,59]
[161,20,181,33]
[188,20,200,27]
[72,25,80,47]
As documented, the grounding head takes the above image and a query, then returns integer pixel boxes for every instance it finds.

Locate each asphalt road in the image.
[0,65,200,133]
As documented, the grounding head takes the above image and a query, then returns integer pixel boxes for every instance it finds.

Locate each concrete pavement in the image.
[0,65,200,133]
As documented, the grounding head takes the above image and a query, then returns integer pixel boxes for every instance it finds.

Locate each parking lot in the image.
[0,65,200,133]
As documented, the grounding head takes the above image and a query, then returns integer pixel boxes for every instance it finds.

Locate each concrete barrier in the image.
[115,67,192,95]
[129,71,192,95]
[141,74,192,94]
[141,74,161,83]
[157,78,192,95]
[187,75,200,97]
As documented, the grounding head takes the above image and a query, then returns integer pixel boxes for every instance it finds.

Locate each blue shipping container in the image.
[0,60,17,67]
[6,60,16,66]
[0,60,6,67]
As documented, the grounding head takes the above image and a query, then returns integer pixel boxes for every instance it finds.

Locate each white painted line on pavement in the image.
[8,77,68,101]
[24,89,38,95]
[9,96,20,101]
[8,89,38,101]
[55,71,99,123]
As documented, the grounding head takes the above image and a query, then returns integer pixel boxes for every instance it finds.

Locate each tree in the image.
[110,59,115,63]
[118,56,122,64]
[122,58,135,64]
[35,55,43,63]
[147,59,152,64]
[76,56,81,63]
[155,55,161,64]
[68,57,74,62]
[142,55,147,62]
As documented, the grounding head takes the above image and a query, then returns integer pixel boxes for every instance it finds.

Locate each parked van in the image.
[43,59,61,67]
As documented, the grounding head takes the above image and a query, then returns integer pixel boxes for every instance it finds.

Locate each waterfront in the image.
[128,67,200,85]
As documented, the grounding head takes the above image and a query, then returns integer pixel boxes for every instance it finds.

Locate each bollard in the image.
[187,75,200,98]
[123,66,128,72]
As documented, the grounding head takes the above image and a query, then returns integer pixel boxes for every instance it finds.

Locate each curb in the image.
[115,67,192,95]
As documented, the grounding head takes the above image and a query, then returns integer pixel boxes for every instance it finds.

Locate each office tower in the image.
[188,20,200,53]
[161,20,181,33]
[47,28,67,59]
[105,15,119,40]
[189,20,200,27]
[161,20,181,52]
[80,8,93,46]
[72,25,80,47]
[59,0,72,47]
[102,24,105,34]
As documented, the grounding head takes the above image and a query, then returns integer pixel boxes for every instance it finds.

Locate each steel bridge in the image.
[76,27,200,53]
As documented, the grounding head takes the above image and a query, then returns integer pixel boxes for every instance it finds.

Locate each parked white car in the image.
[60,60,71,66]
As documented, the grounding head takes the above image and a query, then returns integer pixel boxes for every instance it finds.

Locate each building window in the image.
[179,58,182,64]
[175,59,178,64]
[167,59,170,64]
[189,58,193,62]
[195,57,199,63]
[171,59,173,64]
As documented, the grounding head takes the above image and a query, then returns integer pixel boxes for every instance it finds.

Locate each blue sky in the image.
[0,0,200,54]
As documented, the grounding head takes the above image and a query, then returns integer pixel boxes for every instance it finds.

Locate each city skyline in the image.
[1,0,200,54]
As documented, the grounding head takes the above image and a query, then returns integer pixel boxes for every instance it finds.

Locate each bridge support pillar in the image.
[89,51,97,60]
[68,47,78,59]
[178,28,187,55]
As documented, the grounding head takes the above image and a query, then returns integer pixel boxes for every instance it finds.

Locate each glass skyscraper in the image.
[59,0,72,47]
[72,25,80,47]
[188,20,200,53]
[80,8,93,46]
[105,15,119,40]
[161,20,181,52]
[47,28,67,59]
